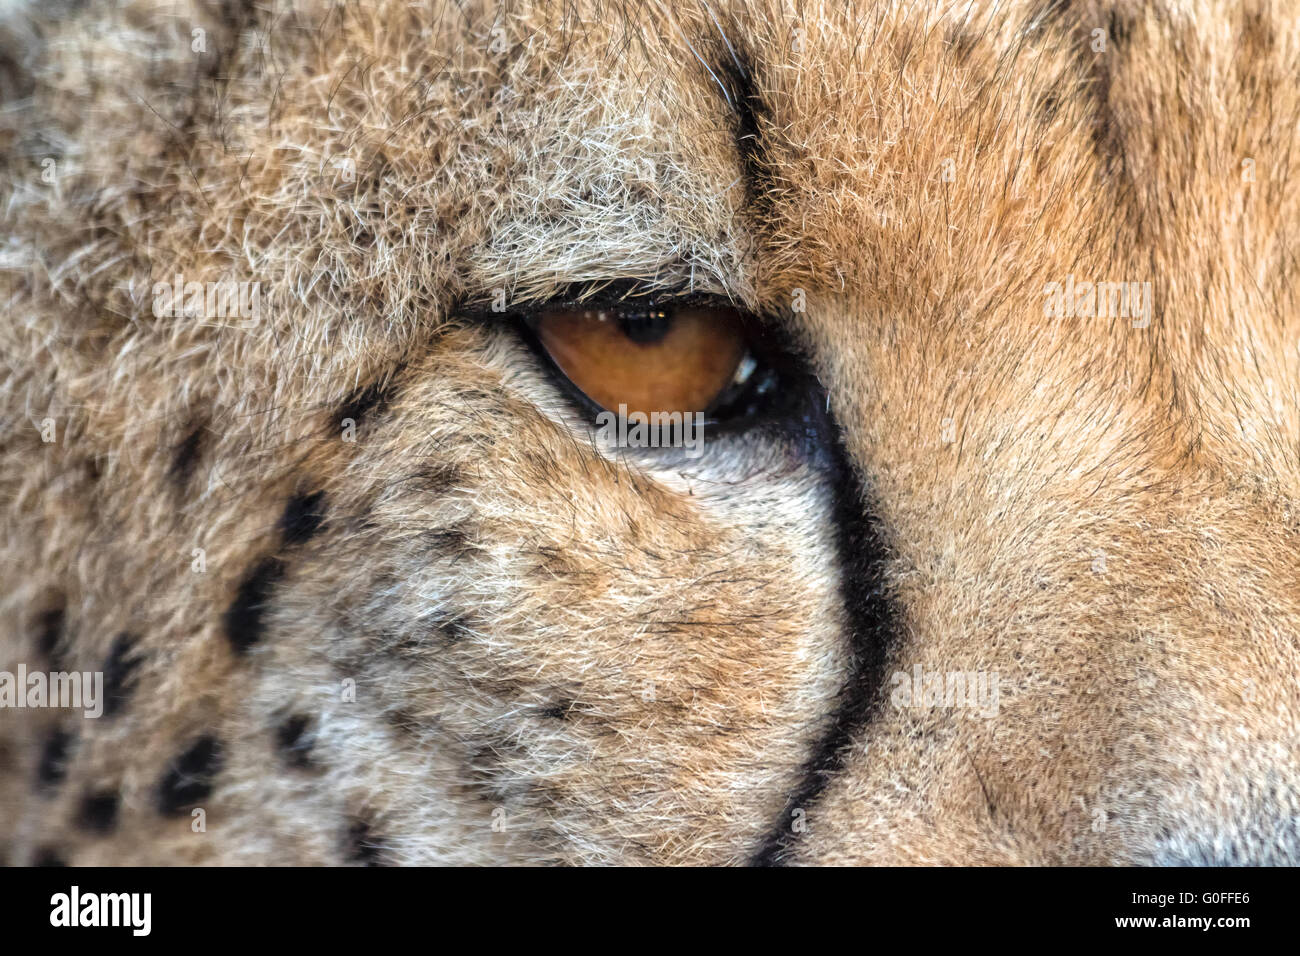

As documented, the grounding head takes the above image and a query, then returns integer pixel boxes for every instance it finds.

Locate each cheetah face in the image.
[1,0,1298,866]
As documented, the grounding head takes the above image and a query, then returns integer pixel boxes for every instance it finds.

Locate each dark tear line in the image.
[749,399,900,866]
[700,42,904,865]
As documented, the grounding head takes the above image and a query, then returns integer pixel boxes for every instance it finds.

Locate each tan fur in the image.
[1,0,1297,865]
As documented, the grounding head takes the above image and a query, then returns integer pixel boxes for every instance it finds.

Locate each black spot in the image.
[278,490,327,546]
[32,847,67,867]
[1038,93,1061,125]
[34,605,65,664]
[420,526,473,556]
[1107,5,1133,46]
[435,615,471,645]
[275,714,315,768]
[383,708,422,737]
[76,789,120,834]
[36,729,74,790]
[102,632,142,718]
[0,37,36,104]
[539,701,571,720]
[336,377,400,428]
[168,423,205,490]
[418,463,461,496]
[156,735,224,816]
[223,557,286,653]
[346,818,386,865]
[83,455,103,483]
[464,738,533,801]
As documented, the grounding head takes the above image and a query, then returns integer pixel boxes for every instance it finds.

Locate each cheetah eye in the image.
[518,299,784,423]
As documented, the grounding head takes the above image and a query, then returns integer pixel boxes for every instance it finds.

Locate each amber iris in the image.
[534,305,747,416]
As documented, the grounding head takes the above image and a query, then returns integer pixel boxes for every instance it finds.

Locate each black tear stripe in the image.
[750,399,900,867]
[708,39,901,864]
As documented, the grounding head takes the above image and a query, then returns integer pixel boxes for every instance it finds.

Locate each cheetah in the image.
[1,0,1298,865]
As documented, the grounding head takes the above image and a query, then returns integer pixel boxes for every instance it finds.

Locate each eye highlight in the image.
[531,304,750,417]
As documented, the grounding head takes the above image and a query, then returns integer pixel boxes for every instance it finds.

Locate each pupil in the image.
[617,307,673,345]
